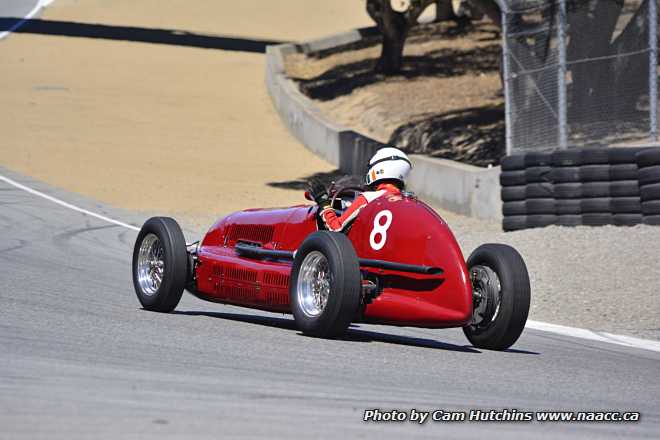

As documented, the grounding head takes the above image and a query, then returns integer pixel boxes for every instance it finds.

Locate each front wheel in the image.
[132,217,188,312]
[463,244,530,350]
[289,231,361,338]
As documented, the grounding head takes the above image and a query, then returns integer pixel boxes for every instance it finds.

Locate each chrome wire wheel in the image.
[296,251,331,317]
[136,233,165,296]
[469,264,502,330]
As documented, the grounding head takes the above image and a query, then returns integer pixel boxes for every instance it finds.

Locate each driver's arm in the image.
[320,194,369,232]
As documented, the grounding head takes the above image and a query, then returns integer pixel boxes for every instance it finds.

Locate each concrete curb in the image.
[265,28,502,221]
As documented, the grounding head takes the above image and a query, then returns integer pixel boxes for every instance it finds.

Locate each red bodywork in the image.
[194,193,472,328]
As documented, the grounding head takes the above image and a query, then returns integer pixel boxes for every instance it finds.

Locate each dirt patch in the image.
[0,0,372,230]
[285,21,505,167]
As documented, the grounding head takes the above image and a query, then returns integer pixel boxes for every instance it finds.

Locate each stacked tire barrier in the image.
[638,149,660,226]
[500,147,659,231]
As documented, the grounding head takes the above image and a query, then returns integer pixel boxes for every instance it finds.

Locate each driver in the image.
[310,147,412,232]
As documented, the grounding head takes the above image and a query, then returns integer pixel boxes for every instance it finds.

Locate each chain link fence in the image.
[501,0,658,154]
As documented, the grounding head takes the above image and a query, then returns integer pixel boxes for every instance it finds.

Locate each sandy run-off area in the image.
[0,0,372,228]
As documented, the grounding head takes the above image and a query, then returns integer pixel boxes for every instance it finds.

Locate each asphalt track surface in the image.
[0,0,43,39]
[0,0,39,19]
[1,168,660,439]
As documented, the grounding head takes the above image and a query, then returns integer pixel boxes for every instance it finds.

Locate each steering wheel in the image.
[330,186,363,210]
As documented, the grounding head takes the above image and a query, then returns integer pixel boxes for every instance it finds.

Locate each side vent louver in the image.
[226,224,274,245]
[265,290,289,305]
[224,266,258,283]
[263,272,290,288]
[220,285,257,302]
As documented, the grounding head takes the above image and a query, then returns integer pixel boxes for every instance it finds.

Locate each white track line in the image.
[0,0,56,40]
[526,320,660,353]
[1,171,659,353]
[0,173,140,231]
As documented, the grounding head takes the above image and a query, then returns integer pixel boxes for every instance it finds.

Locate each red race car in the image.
[132,186,531,350]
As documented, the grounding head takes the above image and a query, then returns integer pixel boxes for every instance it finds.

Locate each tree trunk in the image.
[468,0,501,28]
[567,0,624,123]
[373,2,409,74]
[608,0,651,116]
[435,0,455,22]
[367,0,435,75]
[376,22,408,73]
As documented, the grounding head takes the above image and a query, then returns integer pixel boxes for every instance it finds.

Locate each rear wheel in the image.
[463,244,530,350]
[290,231,361,338]
[132,217,188,312]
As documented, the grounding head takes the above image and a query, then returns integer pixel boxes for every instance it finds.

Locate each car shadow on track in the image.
[341,327,481,353]
[173,310,480,353]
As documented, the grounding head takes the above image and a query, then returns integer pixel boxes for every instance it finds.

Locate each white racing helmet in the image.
[365,147,412,186]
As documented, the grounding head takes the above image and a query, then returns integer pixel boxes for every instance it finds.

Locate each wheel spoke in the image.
[137,233,165,296]
[469,265,501,329]
[297,251,331,317]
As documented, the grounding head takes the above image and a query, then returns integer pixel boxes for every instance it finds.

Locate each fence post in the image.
[557,0,568,149]
[502,6,513,155]
[650,0,658,142]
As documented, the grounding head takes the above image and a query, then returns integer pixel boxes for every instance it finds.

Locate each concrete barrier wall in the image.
[265,29,502,221]
[408,155,501,219]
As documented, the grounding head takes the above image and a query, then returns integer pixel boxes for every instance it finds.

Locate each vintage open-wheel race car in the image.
[132,185,530,350]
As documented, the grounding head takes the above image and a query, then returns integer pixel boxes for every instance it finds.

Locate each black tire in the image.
[549,165,613,183]
[556,182,633,198]
[501,154,526,171]
[501,185,526,202]
[502,201,526,216]
[502,200,555,216]
[525,151,551,167]
[551,149,582,167]
[557,215,582,226]
[639,165,660,186]
[525,166,551,183]
[527,214,558,228]
[610,164,638,181]
[502,216,526,231]
[583,182,613,197]
[611,197,641,214]
[643,215,660,225]
[526,183,554,198]
[580,165,610,181]
[526,198,555,214]
[637,148,660,168]
[613,214,642,226]
[582,213,613,226]
[580,148,610,165]
[549,167,580,183]
[608,147,647,164]
[640,183,660,201]
[642,200,660,215]
[556,199,581,215]
[554,183,582,198]
[289,231,360,338]
[500,170,526,186]
[463,244,530,350]
[132,217,188,312]
[610,180,639,197]
[581,198,611,213]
